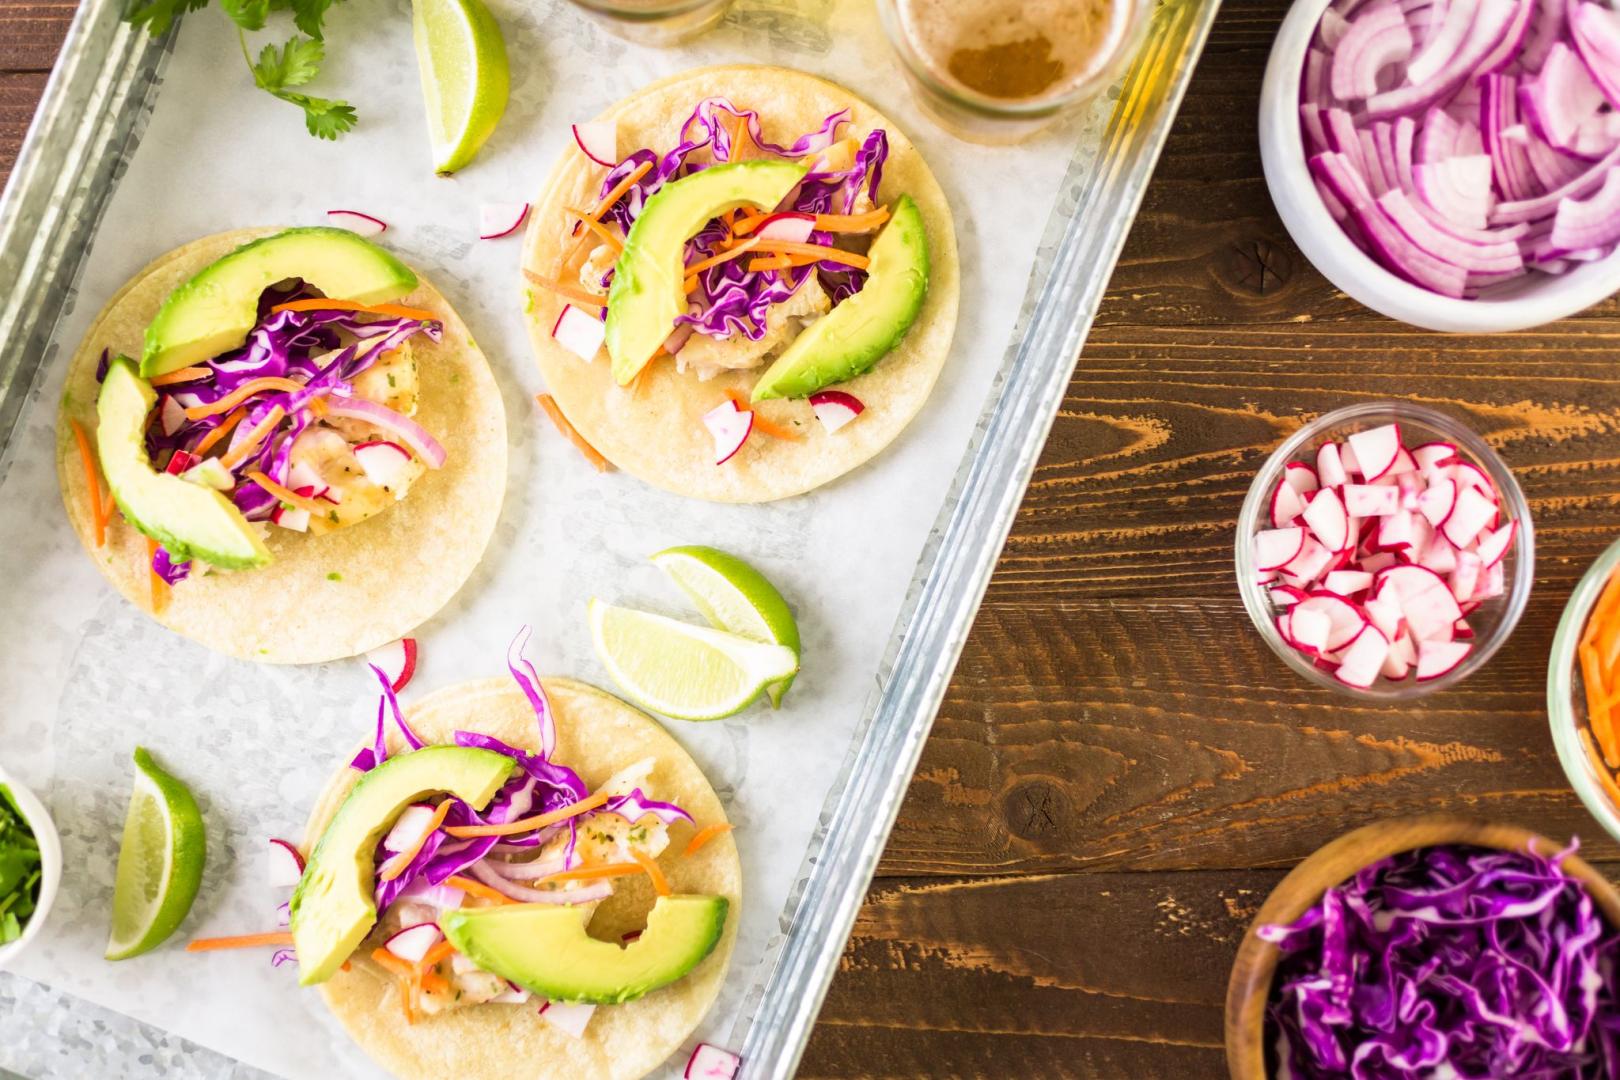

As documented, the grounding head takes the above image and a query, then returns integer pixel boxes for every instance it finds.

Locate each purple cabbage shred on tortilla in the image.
[1260,841,1620,1079]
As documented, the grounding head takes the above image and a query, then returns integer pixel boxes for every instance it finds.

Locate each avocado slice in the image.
[141,227,418,378]
[439,893,729,1005]
[750,194,930,401]
[289,746,513,986]
[605,161,808,385]
[96,357,271,569]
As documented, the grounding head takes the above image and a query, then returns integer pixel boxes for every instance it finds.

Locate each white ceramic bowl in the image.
[0,767,62,970]
[1258,0,1620,332]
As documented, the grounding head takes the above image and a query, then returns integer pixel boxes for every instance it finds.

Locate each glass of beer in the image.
[566,0,734,45]
[876,0,1153,141]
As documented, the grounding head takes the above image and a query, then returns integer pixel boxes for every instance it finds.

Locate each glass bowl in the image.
[1235,402,1534,699]
[1548,535,1620,848]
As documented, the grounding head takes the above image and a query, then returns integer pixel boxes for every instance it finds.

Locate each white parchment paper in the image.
[0,0,1107,1074]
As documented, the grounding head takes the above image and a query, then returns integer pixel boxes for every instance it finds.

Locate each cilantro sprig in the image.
[125,0,357,139]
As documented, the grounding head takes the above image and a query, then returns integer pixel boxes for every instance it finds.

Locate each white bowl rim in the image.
[0,767,62,971]
[1547,534,1620,848]
[1258,0,1620,333]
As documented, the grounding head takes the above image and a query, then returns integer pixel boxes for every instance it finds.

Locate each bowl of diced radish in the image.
[1237,402,1533,696]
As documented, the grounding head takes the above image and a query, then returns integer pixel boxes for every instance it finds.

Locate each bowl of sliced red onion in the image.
[1236,402,1533,696]
[1260,0,1620,330]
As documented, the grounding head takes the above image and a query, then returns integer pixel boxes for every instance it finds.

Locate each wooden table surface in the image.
[7,0,1620,1076]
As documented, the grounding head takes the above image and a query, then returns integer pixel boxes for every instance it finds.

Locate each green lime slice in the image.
[106,747,206,961]
[651,545,802,708]
[588,599,799,721]
[411,0,509,174]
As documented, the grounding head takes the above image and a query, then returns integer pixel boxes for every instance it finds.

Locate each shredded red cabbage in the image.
[1261,841,1620,1078]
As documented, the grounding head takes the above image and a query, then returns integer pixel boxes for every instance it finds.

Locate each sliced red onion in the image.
[1332,2,1417,100]
[397,877,466,909]
[323,395,447,469]
[327,210,387,237]
[1550,162,1620,247]
[465,860,613,904]
[479,202,530,240]
[1520,42,1606,148]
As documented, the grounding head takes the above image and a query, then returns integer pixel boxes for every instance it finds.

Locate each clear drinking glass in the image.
[565,0,733,45]
[874,0,1152,142]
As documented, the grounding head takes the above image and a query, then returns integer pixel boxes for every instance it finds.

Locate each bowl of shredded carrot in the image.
[1549,536,1620,845]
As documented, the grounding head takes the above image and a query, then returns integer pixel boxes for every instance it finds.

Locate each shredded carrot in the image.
[446,786,616,839]
[631,849,671,897]
[683,822,734,857]
[271,298,440,323]
[685,275,701,294]
[145,537,167,612]
[815,207,891,233]
[563,208,624,253]
[70,420,107,548]
[723,112,755,162]
[245,470,327,515]
[186,931,294,952]
[419,971,450,994]
[750,240,868,270]
[371,947,419,980]
[100,484,116,525]
[747,256,795,273]
[591,161,653,222]
[443,874,518,905]
[1583,641,1620,768]
[193,408,247,456]
[683,238,761,277]
[532,862,645,888]
[722,209,739,235]
[723,391,800,441]
[182,377,306,421]
[1585,573,1620,646]
[149,366,212,387]
[523,268,609,313]
[418,938,457,976]
[1581,727,1620,807]
[217,405,285,471]
[536,394,614,473]
[370,948,420,1024]
[378,800,452,882]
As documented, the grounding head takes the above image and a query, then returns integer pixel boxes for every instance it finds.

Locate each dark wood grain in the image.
[5,0,1620,1076]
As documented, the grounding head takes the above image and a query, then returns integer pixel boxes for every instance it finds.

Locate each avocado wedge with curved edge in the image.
[605,161,808,386]
[750,194,930,401]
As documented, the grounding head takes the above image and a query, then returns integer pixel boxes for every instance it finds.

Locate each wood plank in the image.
[0,71,49,183]
[0,0,74,73]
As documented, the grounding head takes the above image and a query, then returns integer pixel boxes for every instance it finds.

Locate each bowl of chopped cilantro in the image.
[0,767,60,968]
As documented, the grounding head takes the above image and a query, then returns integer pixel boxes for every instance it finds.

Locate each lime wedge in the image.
[411,0,509,174]
[652,545,802,708]
[106,747,206,961]
[589,599,800,721]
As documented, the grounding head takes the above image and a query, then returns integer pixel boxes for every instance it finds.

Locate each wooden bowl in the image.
[1223,815,1620,1079]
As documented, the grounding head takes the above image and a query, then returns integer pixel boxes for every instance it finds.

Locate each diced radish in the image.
[540,1000,597,1038]
[686,1044,741,1080]
[287,461,334,502]
[808,390,864,434]
[490,985,532,1005]
[354,440,414,491]
[572,121,618,166]
[160,396,187,436]
[164,450,197,477]
[1448,460,1495,497]
[1290,605,1334,652]
[1343,484,1400,517]
[1416,478,1456,528]
[702,400,753,465]
[1338,439,1361,478]
[1323,569,1374,595]
[1417,535,1458,575]
[384,803,439,854]
[1317,441,1348,487]
[1295,593,1367,651]
[1271,584,1308,608]
[1281,536,1335,587]
[384,923,443,963]
[1475,520,1516,567]
[1272,481,1307,526]
[479,202,530,240]
[1377,509,1421,552]
[326,209,387,237]
[1347,423,1401,481]
[1257,568,1279,585]
[1442,484,1497,548]
[1361,551,1397,573]
[1415,639,1473,680]
[1450,551,1483,603]
[1256,527,1308,571]
[1454,620,1476,639]
[366,637,418,693]
[1400,580,1465,642]
[1335,625,1390,688]
[1364,595,1403,639]
[1385,447,1417,478]
[271,503,310,532]
[1474,560,1505,601]
[551,304,607,362]
[1303,487,1351,552]
[267,838,305,888]
[755,212,817,244]
[1284,462,1321,495]
[1412,441,1458,473]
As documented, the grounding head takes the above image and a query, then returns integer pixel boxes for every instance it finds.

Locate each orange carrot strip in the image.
[563,208,624,253]
[245,470,327,515]
[100,484,116,525]
[443,874,518,905]
[1582,642,1618,768]
[419,971,450,994]
[418,938,456,976]
[182,377,307,421]
[814,207,891,233]
[747,256,794,273]
[683,822,734,857]
[723,391,800,441]
[371,947,419,979]
[193,408,247,456]
[271,298,439,322]
[70,420,107,548]
[217,405,285,471]
[186,931,294,952]
[683,238,761,277]
[444,786,615,839]
[378,800,452,882]
[1584,572,1620,646]
[370,948,420,1024]
[536,394,614,474]
[591,161,653,222]
[522,268,609,312]
[1579,727,1620,808]
[149,366,212,387]
[145,537,167,612]
[532,862,645,888]
[685,275,701,294]
[750,240,868,270]
[631,849,671,897]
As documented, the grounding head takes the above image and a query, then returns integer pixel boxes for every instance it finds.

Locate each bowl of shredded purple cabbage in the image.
[1225,817,1620,1079]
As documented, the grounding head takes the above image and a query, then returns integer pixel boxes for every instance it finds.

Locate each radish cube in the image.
[354,440,414,492]
[1338,439,1361,478]
[1281,536,1335,586]
[1442,484,1496,548]
[1270,585,1307,608]
[1412,441,1458,473]
[1448,460,1495,497]
[552,304,607,362]
[1474,560,1505,601]
[1323,569,1374,595]
[541,1001,597,1038]
[1256,528,1307,572]
[1417,535,1458,575]
[1364,596,1403,639]
[1416,478,1456,529]
[1347,423,1401,480]
[384,923,443,963]
[1317,441,1348,487]
[571,121,618,166]
[1335,626,1390,688]
[686,1044,741,1080]
[160,396,187,436]
[1386,447,1417,477]
[702,400,754,465]
[1303,487,1351,552]
[1272,480,1308,526]
[1475,521,1515,567]
[271,503,310,532]
[1377,510,1420,551]
[1289,605,1333,652]
[365,637,418,693]
[809,390,865,434]
[1450,551,1482,603]
[1343,484,1400,517]
[1284,462,1321,495]
[1416,639,1473,680]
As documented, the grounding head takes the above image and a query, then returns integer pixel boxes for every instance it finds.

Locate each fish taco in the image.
[523,64,959,502]
[56,227,506,664]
